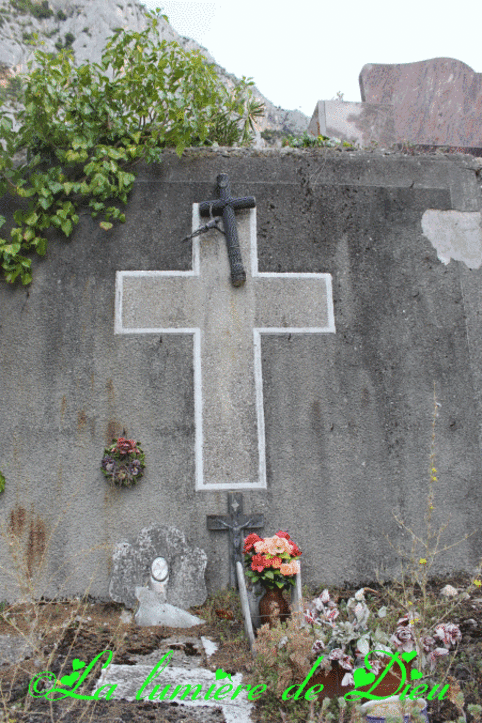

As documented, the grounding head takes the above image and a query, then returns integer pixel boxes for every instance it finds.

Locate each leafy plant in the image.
[10,0,53,19]
[282,132,354,149]
[304,587,392,683]
[251,613,317,722]
[0,470,5,493]
[0,13,264,284]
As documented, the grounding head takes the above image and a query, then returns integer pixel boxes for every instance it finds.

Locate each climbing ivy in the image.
[0,13,264,284]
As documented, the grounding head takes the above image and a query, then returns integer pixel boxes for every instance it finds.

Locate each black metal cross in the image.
[198,174,256,287]
[207,492,264,588]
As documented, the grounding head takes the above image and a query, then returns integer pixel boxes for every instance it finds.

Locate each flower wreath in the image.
[101,437,145,487]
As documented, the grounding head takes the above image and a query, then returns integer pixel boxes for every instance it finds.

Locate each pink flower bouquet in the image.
[243,531,301,589]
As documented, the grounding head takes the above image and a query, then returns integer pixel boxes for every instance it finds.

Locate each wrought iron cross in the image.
[207,492,264,587]
[198,174,256,287]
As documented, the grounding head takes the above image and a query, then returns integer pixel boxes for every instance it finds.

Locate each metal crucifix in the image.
[198,174,256,287]
[207,492,264,587]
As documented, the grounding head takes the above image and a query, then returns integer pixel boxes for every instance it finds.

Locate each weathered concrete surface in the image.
[1,148,482,600]
[0,634,32,666]
[422,210,482,268]
[94,662,254,723]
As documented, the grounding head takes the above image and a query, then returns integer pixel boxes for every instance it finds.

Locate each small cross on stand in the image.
[207,492,264,588]
[198,174,256,287]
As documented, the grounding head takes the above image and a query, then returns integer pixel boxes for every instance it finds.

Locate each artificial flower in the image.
[243,533,261,553]
[275,530,291,540]
[250,553,270,572]
[116,437,139,455]
[434,623,462,647]
[244,531,301,589]
[390,625,416,652]
[280,560,300,576]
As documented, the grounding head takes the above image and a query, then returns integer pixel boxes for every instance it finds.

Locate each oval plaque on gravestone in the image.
[108,525,207,610]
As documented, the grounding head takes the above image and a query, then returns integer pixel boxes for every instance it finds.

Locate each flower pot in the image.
[310,663,352,701]
[258,586,290,627]
[361,696,429,722]
[311,661,409,704]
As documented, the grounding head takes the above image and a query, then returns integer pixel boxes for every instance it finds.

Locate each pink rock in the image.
[359,58,482,148]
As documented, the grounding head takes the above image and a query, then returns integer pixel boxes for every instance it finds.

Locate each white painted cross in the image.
[115,204,336,490]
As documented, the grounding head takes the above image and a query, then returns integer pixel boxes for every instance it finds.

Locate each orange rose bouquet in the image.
[243,530,301,589]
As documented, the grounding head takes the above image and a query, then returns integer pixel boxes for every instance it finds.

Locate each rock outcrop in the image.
[0,0,308,137]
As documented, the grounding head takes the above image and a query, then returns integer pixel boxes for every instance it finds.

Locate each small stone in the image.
[120,610,133,624]
[134,587,205,628]
[201,636,218,657]
[441,584,458,597]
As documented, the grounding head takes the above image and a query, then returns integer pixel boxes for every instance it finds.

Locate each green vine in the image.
[0,13,264,284]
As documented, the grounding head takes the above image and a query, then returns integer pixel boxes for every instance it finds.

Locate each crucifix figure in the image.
[198,173,255,287]
[207,493,264,588]
[115,174,335,489]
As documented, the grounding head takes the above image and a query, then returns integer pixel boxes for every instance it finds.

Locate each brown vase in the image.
[258,586,290,627]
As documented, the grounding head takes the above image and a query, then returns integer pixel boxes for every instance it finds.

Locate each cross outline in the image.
[115,204,336,490]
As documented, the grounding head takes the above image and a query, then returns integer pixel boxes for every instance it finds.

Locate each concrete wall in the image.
[1,148,482,601]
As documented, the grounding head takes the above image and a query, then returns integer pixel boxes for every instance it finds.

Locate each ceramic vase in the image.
[258,586,290,627]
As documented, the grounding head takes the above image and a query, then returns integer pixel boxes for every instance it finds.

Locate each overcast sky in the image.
[140,0,482,119]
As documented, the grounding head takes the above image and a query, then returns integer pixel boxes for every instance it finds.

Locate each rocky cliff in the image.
[0,0,308,138]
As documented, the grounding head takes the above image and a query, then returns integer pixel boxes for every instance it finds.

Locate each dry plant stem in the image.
[383,385,477,669]
[0,488,124,722]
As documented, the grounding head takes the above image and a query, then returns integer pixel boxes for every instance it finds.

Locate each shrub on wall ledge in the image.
[0,11,264,285]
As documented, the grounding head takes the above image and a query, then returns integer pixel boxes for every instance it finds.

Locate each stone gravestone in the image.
[309,58,482,152]
[360,58,482,150]
[109,525,207,611]
[308,99,396,148]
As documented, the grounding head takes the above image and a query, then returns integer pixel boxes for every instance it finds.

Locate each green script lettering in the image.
[136,651,173,700]
[398,683,412,701]
[38,650,114,702]
[204,683,218,700]
[93,684,117,700]
[304,684,324,701]
[247,684,267,701]
[282,656,325,701]
[427,683,450,701]
[345,650,408,701]
[158,683,203,700]
[149,684,172,701]
[230,683,251,699]
[408,683,429,700]
[213,684,233,701]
